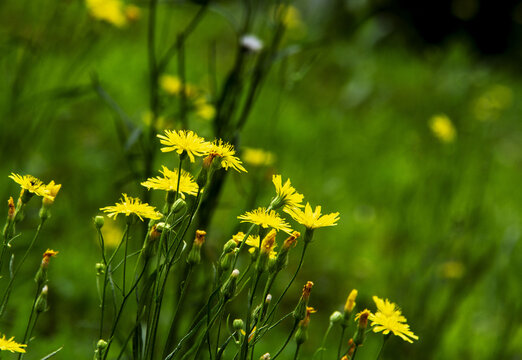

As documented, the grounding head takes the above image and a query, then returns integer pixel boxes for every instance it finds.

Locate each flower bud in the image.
[256,230,276,273]
[219,252,233,271]
[187,230,206,266]
[7,197,15,221]
[259,353,271,360]
[96,262,106,275]
[172,198,186,214]
[295,307,316,345]
[97,339,108,350]
[293,281,314,321]
[35,285,48,313]
[220,269,240,301]
[233,319,244,331]
[94,216,105,229]
[353,310,371,346]
[343,289,358,323]
[330,311,343,324]
[39,206,49,221]
[223,239,237,253]
[346,339,356,358]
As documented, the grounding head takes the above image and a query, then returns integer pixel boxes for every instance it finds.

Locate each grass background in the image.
[1,0,521,359]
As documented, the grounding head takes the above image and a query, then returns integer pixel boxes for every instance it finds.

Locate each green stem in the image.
[293,343,301,360]
[271,320,299,360]
[18,286,40,360]
[337,325,346,360]
[312,322,333,360]
[122,223,131,296]
[376,334,390,360]
[0,219,45,316]
[239,271,262,360]
[351,346,359,360]
[263,241,309,326]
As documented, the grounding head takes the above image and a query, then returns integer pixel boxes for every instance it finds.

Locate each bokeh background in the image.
[1,0,522,359]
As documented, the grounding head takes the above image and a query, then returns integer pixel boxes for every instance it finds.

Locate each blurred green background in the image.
[1,0,521,359]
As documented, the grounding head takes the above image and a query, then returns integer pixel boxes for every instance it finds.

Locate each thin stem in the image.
[337,325,346,360]
[312,322,333,360]
[271,320,299,360]
[0,219,45,316]
[351,346,359,360]
[239,271,262,360]
[264,241,309,326]
[18,287,40,360]
[293,343,301,360]
[376,334,390,360]
[122,223,131,296]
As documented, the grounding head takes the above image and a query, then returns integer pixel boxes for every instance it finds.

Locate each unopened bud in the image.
[293,281,314,321]
[343,289,358,322]
[354,310,371,346]
[7,197,15,221]
[96,262,106,275]
[172,198,186,213]
[233,319,244,331]
[96,339,108,350]
[259,353,271,360]
[330,311,343,324]
[39,206,49,221]
[94,216,105,229]
[220,269,240,301]
[223,239,237,253]
[35,285,48,313]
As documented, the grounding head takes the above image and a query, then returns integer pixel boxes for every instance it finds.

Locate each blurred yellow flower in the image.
[160,75,182,95]
[196,103,216,120]
[100,194,162,221]
[141,166,199,198]
[206,140,247,173]
[286,202,339,230]
[369,296,418,343]
[271,174,304,211]
[9,173,53,200]
[238,207,292,234]
[275,4,303,29]
[242,147,275,167]
[0,334,26,353]
[86,0,127,28]
[429,114,456,143]
[99,219,123,248]
[473,84,513,121]
[157,129,210,162]
[440,261,465,279]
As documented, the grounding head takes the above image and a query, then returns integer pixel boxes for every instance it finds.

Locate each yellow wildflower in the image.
[196,102,216,120]
[242,147,275,167]
[86,0,127,27]
[205,140,247,173]
[9,173,53,200]
[275,4,302,29]
[41,180,62,206]
[157,129,210,162]
[244,230,277,259]
[160,75,182,95]
[100,194,162,221]
[238,207,292,234]
[271,174,304,211]
[286,202,339,230]
[141,166,199,198]
[0,334,26,353]
[369,296,419,343]
[429,114,456,143]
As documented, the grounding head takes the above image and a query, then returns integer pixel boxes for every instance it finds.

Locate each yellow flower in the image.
[238,207,292,234]
[429,114,456,143]
[275,4,303,29]
[369,296,419,343]
[86,0,127,27]
[286,202,339,230]
[9,173,53,200]
[242,147,275,167]
[157,129,210,162]
[271,174,304,211]
[100,194,162,221]
[99,219,123,248]
[41,180,62,206]
[141,166,199,198]
[160,75,182,95]
[206,140,247,173]
[196,103,216,121]
[0,334,26,353]
[244,231,277,259]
